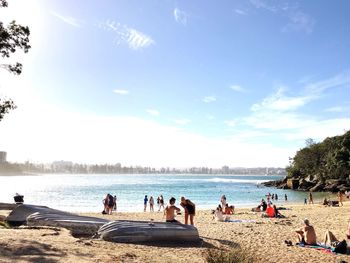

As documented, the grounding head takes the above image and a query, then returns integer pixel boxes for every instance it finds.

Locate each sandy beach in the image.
[0,201,349,263]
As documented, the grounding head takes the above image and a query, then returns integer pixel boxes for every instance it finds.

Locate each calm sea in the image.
[0,174,328,212]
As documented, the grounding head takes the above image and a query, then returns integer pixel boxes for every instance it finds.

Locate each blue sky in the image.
[0,0,350,168]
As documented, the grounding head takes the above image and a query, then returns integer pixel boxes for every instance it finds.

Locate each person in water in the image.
[164,197,181,223]
[295,218,317,245]
[180,196,196,225]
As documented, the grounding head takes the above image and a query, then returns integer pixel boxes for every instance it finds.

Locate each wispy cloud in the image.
[234,9,247,16]
[174,8,187,26]
[203,96,216,103]
[146,109,160,116]
[283,11,315,34]
[100,20,155,50]
[249,0,315,34]
[243,71,350,143]
[113,89,129,95]
[230,85,246,92]
[325,106,346,113]
[173,119,191,125]
[224,120,237,127]
[51,11,82,28]
[251,87,311,112]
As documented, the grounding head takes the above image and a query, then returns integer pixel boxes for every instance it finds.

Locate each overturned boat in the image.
[98,220,200,243]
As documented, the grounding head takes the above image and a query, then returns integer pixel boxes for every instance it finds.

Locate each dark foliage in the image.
[286,130,350,181]
[0,0,31,121]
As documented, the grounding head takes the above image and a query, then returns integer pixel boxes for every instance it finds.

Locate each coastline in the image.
[1,202,349,262]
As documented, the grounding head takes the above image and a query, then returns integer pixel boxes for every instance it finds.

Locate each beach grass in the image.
[205,248,255,263]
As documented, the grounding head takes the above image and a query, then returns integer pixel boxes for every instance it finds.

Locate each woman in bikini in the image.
[180,196,196,225]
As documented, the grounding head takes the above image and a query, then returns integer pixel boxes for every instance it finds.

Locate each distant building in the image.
[0,151,7,163]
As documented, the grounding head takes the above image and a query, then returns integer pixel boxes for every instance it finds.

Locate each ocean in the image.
[0,174,329,212]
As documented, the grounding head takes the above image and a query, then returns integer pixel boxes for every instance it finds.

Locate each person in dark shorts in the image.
[180,196,196,225]
[164,197,181,223]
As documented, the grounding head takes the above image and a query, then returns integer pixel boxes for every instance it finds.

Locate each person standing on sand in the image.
[295,219,317,245]
[149,196,154,212]
[164,197,181,223]
[308,192,314,204]
[157,196,160,210]
[180,196,196,225]
[143,195,148,212]
[285,194,288,201]
[338,191,344,206]
[158,195,165,211]
[113,195,117,211]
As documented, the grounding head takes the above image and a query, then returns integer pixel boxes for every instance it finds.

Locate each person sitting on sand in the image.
[260,199,267,212]
[273,204,284,218]
[224,204,234,215]
[262,203,275,218]
[295,219,317,245]
[180,196,196,225]
[221,195,227,207]
[164,197,181,223]
[213,206,224,222]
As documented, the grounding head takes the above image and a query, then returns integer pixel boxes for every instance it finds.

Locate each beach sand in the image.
[0,201,349,263]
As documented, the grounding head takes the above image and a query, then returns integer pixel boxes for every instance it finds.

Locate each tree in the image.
[0,0,31,121]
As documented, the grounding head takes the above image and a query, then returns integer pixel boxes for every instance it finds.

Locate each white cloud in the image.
[230,85,246,92]
[174,8,187,25]
[113,89,129,95]
[173,119,191,125]
[251,88,311,112]
[305,71,350,93]
[102,20,155,50]
[51,11,82,28]
[203,96,216,103]
[234,9,247,15]
[146,109,160,116]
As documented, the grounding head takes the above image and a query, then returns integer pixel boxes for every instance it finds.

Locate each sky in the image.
[0,0,350,168]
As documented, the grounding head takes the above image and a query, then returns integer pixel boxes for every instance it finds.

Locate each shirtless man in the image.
[295,219,317,245]
[164,197,181,223]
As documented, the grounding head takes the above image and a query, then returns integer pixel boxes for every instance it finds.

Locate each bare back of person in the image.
[303,225,317,245]
[165,205,180,222]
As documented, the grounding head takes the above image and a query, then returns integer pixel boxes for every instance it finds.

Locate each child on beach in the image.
[180,196,196,225]
[144,195,148,212]
[164,197,181,223]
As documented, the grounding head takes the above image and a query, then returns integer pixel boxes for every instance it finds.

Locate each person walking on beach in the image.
[285,194,288,202]
[308,192,314,204]
[149,196,154,212]
[113,195,117,211]
[158,195,165,211]
[338,191,344,206]
[144,195,148,212]
[164,197,181,223]
[180,196,196,225]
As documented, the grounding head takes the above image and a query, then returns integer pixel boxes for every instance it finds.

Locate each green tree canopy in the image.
[0,0,31,121]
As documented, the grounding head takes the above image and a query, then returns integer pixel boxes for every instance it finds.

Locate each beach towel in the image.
[297,243,335,255]
[225,219,256,223]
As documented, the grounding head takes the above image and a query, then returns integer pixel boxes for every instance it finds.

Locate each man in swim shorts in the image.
[295,218,317,245]
[164,197,181,223]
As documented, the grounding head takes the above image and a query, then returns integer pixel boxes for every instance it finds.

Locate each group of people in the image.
[164,196,196,225]
[212,195,235,222]
[102,193,117,215]
[143,195,165,212]
[291,219,349,254]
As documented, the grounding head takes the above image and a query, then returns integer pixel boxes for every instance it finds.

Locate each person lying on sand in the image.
[295,218,317,245]
[164,197,181,223]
